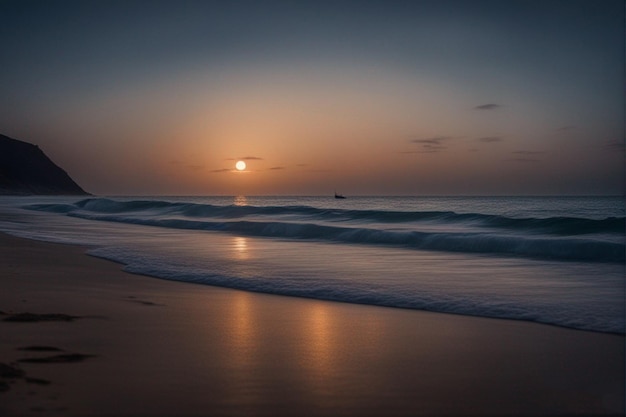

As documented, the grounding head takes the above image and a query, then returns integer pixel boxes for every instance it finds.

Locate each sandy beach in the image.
[0,232,623,416]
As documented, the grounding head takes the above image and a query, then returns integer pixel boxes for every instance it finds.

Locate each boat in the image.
[334,192,346,199]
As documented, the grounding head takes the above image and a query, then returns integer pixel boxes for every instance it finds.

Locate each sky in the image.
[1,0,624,196]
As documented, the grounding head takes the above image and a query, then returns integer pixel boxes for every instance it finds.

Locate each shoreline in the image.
[89,246,625,337]
[0,232,624,416]
[28,231,626,337]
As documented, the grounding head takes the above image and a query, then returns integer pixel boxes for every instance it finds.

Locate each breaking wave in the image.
[26,198,625,263]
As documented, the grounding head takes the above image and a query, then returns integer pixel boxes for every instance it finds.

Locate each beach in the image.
[0,232,623,416]
[2,0,624,414]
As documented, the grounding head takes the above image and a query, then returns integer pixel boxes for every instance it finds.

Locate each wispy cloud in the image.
[423,144,448,151]
[476,136,504,143]
[225,156,264,161]
[408,136,453,153]
[606,139,625,151]
[187,164,205,171]
[210,168,231,173]
[504,158,540,163]
[269,166,285,170]
[512,150,545,155]
[399,150,440,154]
[410,136,452,145]
[474,103,501,110]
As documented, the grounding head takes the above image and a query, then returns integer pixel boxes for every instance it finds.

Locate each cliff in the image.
[0,134,89,195]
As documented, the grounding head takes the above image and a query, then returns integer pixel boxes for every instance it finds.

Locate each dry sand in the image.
[0,232,623,416]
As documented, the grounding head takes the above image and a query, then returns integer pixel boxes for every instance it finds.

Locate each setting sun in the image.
[235,160,246,171]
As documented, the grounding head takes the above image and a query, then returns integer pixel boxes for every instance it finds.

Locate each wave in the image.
[86,246,625,334]
[28,197,625,235]
[24,198,625,263]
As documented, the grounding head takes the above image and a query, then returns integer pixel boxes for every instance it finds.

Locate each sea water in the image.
[0,195,623,334]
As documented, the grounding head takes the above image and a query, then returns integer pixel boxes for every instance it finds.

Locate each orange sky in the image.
[1,1,623,195]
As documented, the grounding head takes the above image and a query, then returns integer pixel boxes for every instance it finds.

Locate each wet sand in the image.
[0,232,623,416]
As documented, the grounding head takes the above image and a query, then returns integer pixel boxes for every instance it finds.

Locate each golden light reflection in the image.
[303,303,334,376]
[232,236,249,260]
[300,303,388,389]
[229,291,255,369]
[233,195,248,206]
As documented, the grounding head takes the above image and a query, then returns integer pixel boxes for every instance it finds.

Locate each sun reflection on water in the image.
[307,304,333,370]
[228,292,259,370]
[233,195,248,206]
[232,236,249,260]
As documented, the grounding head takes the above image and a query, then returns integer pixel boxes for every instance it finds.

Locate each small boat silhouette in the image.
[334,192,346,199]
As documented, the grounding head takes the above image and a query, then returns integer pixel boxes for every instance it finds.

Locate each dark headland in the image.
[0,134,88,195]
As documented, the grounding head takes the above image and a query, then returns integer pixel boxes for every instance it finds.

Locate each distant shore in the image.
[0,232,623,416]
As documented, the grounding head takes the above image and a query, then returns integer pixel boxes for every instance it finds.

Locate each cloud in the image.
[408,136,453,153]
[476,136,503,143]
[423,144,448,150]
[269,166,285,170]
[504,158,540,163]
[225,156,263,161]
[512,150,545,155]
[606,139,625,151]
[474,103,501,110]
[399,150,440,154]
[210,168,231,173]
[410,136,452,145]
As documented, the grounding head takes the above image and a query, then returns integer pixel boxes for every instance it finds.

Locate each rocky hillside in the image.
[0,134,89,195]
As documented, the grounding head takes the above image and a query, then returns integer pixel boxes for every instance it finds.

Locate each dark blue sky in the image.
[1,0,623,195]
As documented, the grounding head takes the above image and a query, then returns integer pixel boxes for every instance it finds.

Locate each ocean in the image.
[0,195,623,334]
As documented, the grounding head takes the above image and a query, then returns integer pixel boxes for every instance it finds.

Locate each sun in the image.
[235,160,246,171]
